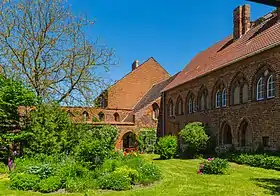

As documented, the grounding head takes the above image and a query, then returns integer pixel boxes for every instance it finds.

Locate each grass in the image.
[1,154,280,196]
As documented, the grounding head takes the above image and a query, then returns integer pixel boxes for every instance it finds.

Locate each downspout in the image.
[162,92,165,137]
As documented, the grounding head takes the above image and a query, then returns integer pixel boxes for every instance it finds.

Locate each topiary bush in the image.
[156,135,178,159]
[138,129,157,153]
[179,122,209,157]
[198,158,229,175]
[10,173,40,191]
[38,176,61,193]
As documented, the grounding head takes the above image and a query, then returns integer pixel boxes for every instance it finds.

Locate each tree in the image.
[179,122,209,157]
[0,76,37,157]
[0,0,115,105]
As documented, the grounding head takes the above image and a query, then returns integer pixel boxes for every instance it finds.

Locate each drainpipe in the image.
[162,92,165,137]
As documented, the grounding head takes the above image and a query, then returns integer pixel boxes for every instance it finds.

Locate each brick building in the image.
[161,1,280,151]
[60,58,175,150]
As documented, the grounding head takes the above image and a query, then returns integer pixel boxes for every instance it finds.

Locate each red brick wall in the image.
[163,46,280,151]
[107,58,169,109]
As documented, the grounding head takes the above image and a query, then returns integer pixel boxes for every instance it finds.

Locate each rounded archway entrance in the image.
[122,132,137,152]
[220,122,233,146]
[238,120,252,147]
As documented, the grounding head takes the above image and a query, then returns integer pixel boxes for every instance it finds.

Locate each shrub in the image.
[38,176,61,193]
[156,135,178,159]
[138,129,157,153]
[230,153,280,170]
[0,162,8,174]
[198,158,229,175]
[179,122,209,156]
[98,172,132,191]
[27,164,53,179]
[114,166,139,184]
[10,173,40,191]
[66,177,97,192]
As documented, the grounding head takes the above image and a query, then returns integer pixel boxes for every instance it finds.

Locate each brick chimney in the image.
[233,5,251,40]
[132,60,139,71]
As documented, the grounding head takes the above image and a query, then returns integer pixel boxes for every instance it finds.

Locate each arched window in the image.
[233,86,240,105]
[198,86,209,111]
[168,99,174,117]
[216,90,221,108]
[67,110,74,118]
[152,103,160,120]
[222,88,227,107]
[114,113,120,122]
[257,77,264,100]
[83,111,89,122]
[175,96,184,115]
[98,112,104,121]
[267,75,275,98]
[188,98,194,114]
[242,83,248,103]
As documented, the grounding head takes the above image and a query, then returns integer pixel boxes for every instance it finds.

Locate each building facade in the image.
[161,3,280,151]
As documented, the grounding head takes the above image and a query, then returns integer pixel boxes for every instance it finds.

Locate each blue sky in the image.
[68,0,274,83]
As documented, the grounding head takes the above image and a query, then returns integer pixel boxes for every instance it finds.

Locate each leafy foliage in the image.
[0,76,37,157]
[156,136,178,159]
[229,153,280,170]
[179,122,209,156]
[198,158,229,175]
[38,176,62,193]
[138,129,157,153]
[22,104,73,156]
[10,173,40,191]
[98,172,132,191]
[0,162,8,174]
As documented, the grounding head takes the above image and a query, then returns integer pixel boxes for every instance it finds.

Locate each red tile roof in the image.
[164,13,280,92]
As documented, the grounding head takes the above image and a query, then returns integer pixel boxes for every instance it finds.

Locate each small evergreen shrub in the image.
[179,122,209,157]
[98,172,132,191]
[156,135,178,159]
[198,158,229,175]
[138,129,157,153]
[38,176,61,193]
[10,173,40,190]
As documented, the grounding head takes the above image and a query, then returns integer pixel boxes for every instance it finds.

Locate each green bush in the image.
[230,153,280,170]
[0,162,8,174]
[114,166,139,184]
[65,177,97,193]
[179,122,209,156]
[27,164,53,179]
[38,176,61,193]
[199,158,229,175]
[138,129,157,153]
[156,135,178,159]
[98,172,132,191]
[10,173,40,191]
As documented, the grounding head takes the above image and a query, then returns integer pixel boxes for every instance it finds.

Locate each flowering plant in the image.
[197,157,229,175]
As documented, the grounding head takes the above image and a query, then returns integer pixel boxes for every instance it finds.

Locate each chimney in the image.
[132,60,139,71]
[233,5,251,40]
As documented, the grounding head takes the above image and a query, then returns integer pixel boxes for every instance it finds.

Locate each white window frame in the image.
[267,75,275,99]
[257,77,264,101]
[222,88,227,107]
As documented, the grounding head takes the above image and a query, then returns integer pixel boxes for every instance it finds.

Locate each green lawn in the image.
[0,154,280,196]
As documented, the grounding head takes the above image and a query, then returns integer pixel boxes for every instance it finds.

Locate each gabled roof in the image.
[133,73,179,112]
[164,11,280,92]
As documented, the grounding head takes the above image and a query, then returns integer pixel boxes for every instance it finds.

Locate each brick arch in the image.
[219,121,233,146]
[211,79,227,108]
[185,91,195,114]
[197,85,209,111]
[167,98,174,117]
[115,130,138,150]
[237,118,253,148]
[175,95,184,115]
[229,71,249,105]
[251,64,276,101]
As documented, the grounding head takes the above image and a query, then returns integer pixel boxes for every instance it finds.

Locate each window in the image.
[168,100,174,117]
[257,77,264,100]
[176,96,184,115]
[200,94,205,111]
[114,113,120,122]
[83,111,89,122]
[98,112,104,121]
[222,88,227,107]
[152,103,160,120]
[216,91,221,108]
[198,86,209,111]
[233,86,240,105]
[242,83,248,103]
[267,75,275,98]
[188,98,194,114]
[262,136,269,147]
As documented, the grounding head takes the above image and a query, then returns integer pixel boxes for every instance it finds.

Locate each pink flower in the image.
[200,164,204,169]
[207,158,213,161]
[197,170,203,175]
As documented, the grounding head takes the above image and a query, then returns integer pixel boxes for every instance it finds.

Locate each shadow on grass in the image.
[253,178,280,195]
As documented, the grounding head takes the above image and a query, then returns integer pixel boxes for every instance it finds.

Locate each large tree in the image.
[0,0,115,105]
